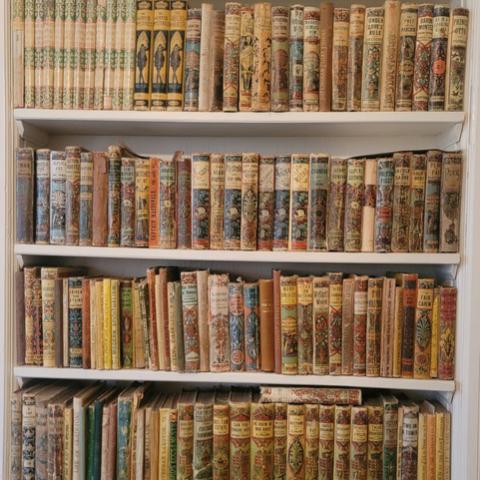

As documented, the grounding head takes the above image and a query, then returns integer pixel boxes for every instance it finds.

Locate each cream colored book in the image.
[34,0,44,108]
[42,0,55,108]
[111,278,121,369]
[89,279,97,369]
[83,0,98,109]
[63,0,77,108]
[53,0,66,109]
[95,278,104,369]
[93,0,107,109]
[103,278,112,369]
[24,0,35,107]
[122,0,137,110]
[12,0,25,108]
[72,0,87,109]
[112,0,127,110]
[198,3,214,111]
[103,0,118,109]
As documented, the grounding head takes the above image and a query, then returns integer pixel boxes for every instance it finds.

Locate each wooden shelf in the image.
[13,366,456,392]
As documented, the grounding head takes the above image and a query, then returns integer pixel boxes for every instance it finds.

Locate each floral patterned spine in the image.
[223,153,243,250]
[366,399,384,478]
[180,271,200,372]
[380,278,396,377]
[67,277,83,367]
[313,275,330,375]
[193,393,215,479]
[106,145,121,247]
[92,152,108,246]
[134,158,149,247]
[333,405,351,479]
[49,151,67,245]
[229,392,251,480]
[297,276,313,374]
[332,8,350,111]
[273,403,288,480]
[183,8,201,112]
[400,273,419,378]
[346,5,365,112]
[399,403,419,480]
[352,275,368,376]
[328,272,343,375]
[93,0,107,110]
[382,395,398,480]
[222,3,241,112]
[238,6,254,111]
[12,0,25,108]
[366,277,383,377]
[280,275,298,375]
[24,267,39,365]
[257,156,275,250]
[302,7,320,112]
[120,280,133,368]
[344,158,365,252]
[72,0,87,109]
[240,152,259,250]
[423,150,442,252]
[191,153,210,249]
[34,0,44,109]
[286,404,305,480]
[273,155,291,251]
[307,153,328,251]
[408,153,427,252]
[24,0,35,107]
[250,402,274,480]
[318,404,335,480]
[14,148,34,244]
[288,5,304,111]
[341,278,354,375]
[271,6,289,112]
[148,158,159,247]
[42,0,55,108]
[209,153,225,250]
[258,387,362,405]
[350,406,368,479]
[289,153,309,250]
[326,157,347,251]
[361,158,377,252]
[176,155,192,249]
[438,286,457,380]
[120,157,136,247]
[244,283,260,371]
[228,280,245,371]
[318,1,333,112]
[304,404,319,480]
[159,156,177,248]
[65,146,82,246]
[391,152,412,253]
[79,152,93,246]
[374,157,395,253]
[212,394,229,480]
[177,393,196,480]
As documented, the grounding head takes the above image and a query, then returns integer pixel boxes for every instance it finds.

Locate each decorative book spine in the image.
[34,0,44,108]
[271,6,289,112]
[350,406,368,479]
[280,275,298,375]
[382,397,398,479]
[313,276,329,375]
[228,281,245,371]
[159,156,177,248]
[134,158,150,247]
[223,153,242,250]
[213,401,229,480]
[23,267,38,365]
[244,283,260,371]
[366,277,383,377]
[34,149,50,245]
[393,286,404,378]
[341,278,354,375]
[287,404,305,479]
[72,0,87,109]
[65,146,81,245]
[395,4,418,111]
[288,5,304,112]
[41,268,59,367]
[428,5,450,111]
[177,400,195,480]
[319,1,333,112]
[176,155,192,249]
[326,157,347,251]
[222,3,241,112]
[380,278,396,377]
[412,4,434,111]
[198,270,209,373]
[423,150,442,252]
[193,399,214,479]
[166,0,187,111]
[408,154,427,252]
[12,0,25,108]
[366,401,384,478]
[251,2,272,112]
[210,11,225,112]
[273,155,291,251]
[147,269,159,370]
[346,4,365,112]
[92,152,108,246]
[67,277,83,367]
[183,8,201,112]
[353,276,368,376]
[210,154,225,250]
[83,0,97,109]
[250,403,274,479]
[93,0,107,109]
[42,0,55,108]
[22,391,37,479]
[192,153,210,249]
[107,146,122,247]
[198,4,213,111]
[344,158,365,252]
[289,153,309,250]
[318,404,335,478]
[257,156,275,250]
[401,273,419,378]
[333,405,351,478]
[445,8,469,111]
[438,287,457,380]
[120,157,135,247]
[238,6,254,111]
[374,158,395,253]
[332,8,350,111]
[24,0,35,107]
[361,159,377,252]
[304,404,319,480]
[297,277,313,374]
[361,7,385,112]
[50,151,66,245]
[259,279,274,372]
[328,272,343,375]
[440,152,462,253]
[119,280,133,367]
[391,152,411,252]
[240,152,259,250]
[399,404,419,480]
[168,280,184,371]
[180,271,200,372]
[78,152,93,246]
[307,154,328,251]
[16,148,34,244]
[302,7,320,112]
[111,0,126,110]
[149,157,159,246]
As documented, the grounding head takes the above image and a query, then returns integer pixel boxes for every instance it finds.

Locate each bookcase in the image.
[2,0,480,478]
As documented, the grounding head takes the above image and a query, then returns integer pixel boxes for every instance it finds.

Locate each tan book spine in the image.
[414,278,435,379]
[223,2,242,112]
[197,270,210,372]
[259,279,275,372]
[346,4,365,112]
[198,3,214,111]
[12,0,25,108]
[103,0,118,109]
[95,279,104,369]
[83,0,97,109]
[273,403,288,479]
[328,272,343,375]
[287,404,305,479]
[112,0,126,110]
[238,6,254,111]
[341,277,354,375]
[209,153,225,250]
[297,276,314,374]
[271,6,289,112]
[89,280,96,369]
[313,275,330,375]
[319,1,333,112]
[361,158,377,252]
[288,5,303,112]
[318,405,335,478]
[63,406,73,480]
[380,277,396,377]
[280,275,298,375]
[350,406,368,479]
[62,0,76,109]
[24,0,35,107]
[393,285,404,377]
[250,402,275,479]
[305,404,319,480]
[332,8,350,111]
[366,400,384,478]
[122,0,137,110]
[41,0,55,108]
[34,0,44,108]
[72,0,87,109]
[210,10,225,112]
[333,405,351,479]
[302,7,320,112]
[93,0,107,109]
[344,158,365,252]
[430,287,440,378]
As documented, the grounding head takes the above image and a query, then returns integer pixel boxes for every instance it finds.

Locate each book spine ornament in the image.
[50,151,67,245]
[353,276,368,376]
[238,6,254,111]
[350,406,368,478]
[183,8,201,112]
[304,404,319,480]
[24,0,35,107]
[341,279,354,375]
[180,271,200,372]
[120,280,133,367]
[149,156,160,247]
[366,402,384,478]
[83,0,97,109]
[333,405,351,478]
[250,402,274,479]
[240,152,259,250]
[177,401,195,480]
[399,404,420,480]
[328,272,343,375]
[229,398,251,480]
[33,0,44,108]
[438,287,457,380]
[344,158,365,252]
[93,0,107,110]
[67,277,83,367]
[401,273,419,378]
[257,156,275,250]
[228,281,245,371]
[65,146,81,245]
[176,155,192,249]
[244,283,260,371]
[72,0,87,109]
[374,157,395,253]
[289,153,309,251]
[318,404,335,478]
[423,150,442,252]
[120,157,136,247]
[120,0,136,111]
[297,277,313,374]
[223,153,243,250]
[361,7,385,112]
[361,158,377,252]
[191,153,210,249]
[313,276,329,375]
[134,158,150,247]
[332,8,350,111]
[222,3,241,112]
[391,152,411,252]
[408,153,427,252]
[366,277,383,377]
[92,152,108,246]
[210,11,225,112]
[23,267,38,365]
[209,154,225,250]
[79,152,93,246]
[42,0,55,108]
[380,278,396,377]
[259,279,275,372]
[258,386,362,405]
[382,397,399,479]
[326,157,347,251]
[193,400,213,479]
[159,156,177,248]
[16,148,34,244]
[319,1,333,112]
[302,7,320,112]
[280,275,298,374]
[307,153,328,251]
[213,402,230,480]
[271,6,289,112]
[288,5,304,112]
[346,4,365,112]
[273,155,291,251]
[107,145,121,247]
[273,403,287,479]
[287,404,305,479]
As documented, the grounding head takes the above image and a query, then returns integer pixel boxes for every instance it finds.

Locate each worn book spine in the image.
[408,154,427,252]
[223,153,242,250]
[92,151,108,246]
[22,392,38,480]
[399,404,419,480]
[23,267,38,365]
[65,146,81,245]
[103,278,113,369]
[250,402,274,479]
[176,155,192,249]
[333,405,351,479]
[238,6,254,111]
[15,271,26,367]
[302,7,320,111]
[289,153,309,250]
[41,0,55,108]
[440,152,462,253]
[259,279,274,372]
[148,156,160,247]
[412,4,434,111]
[438,287,457,380]
[11,391,23,480]
[344,158,365,252]
[121,0,137,111]
[319,1,334,112]
[32,276,43,366]
[244,283,260,371]
[177,400,195,480]
[119,280,133,367]
[318,404,335,479]
[211,10,226,112]
[72,0,87,109]
[41,268,60,367]
[83,0,97,109]
[287,404,305,479]
[229,397,251,480]
[183,8,201,111]
[328,272,343,375]
[240,152,259,250]
[212,401,229,480]
[288,5,303,111]
[192,153,210,249]
[68,277,83,367]
[193,399,214,479]
[332,8,350,111]
[159,156,177,248]
[198,3,213,112]
[395,4,418,111]
[273,403,288,479]
[341,278,354,375]
[54,0,67,104]
[134,158,150,247]
[313,276,329,375]
[380,278,396,377]
[401,273,419,378]
[350,406,368,479]
[273,155,291,251]
[271,6,289,112]
[303,404,319,480]
[393,286,404,378]
[228,281,245,371]
[222,3,241,112]
[353,276,368,376]
[361,159,376,252]
[16,148,34,244]
[209,154,225,250]
[259,387,362,405]
[326,157,347,251]
[78,152,93,246]
[280,275,298,375]
[391,152,411,252]
[423,150,442,252]
[257,156,275,250]
[366,277,383,377]
[146,268,159,370]
[24,0,35,107]
[107,145,122,247]
[34,0,44,108]
[445,8,469,111]
[49,151,67,245]
[366,401,384,478]
[374,157,395,253]
[361,7,385,112]
[119,157,135,247]
[382,396,398,479]
[297,277,313,374]
[111,0,126,110]
[346,4,365,112]
[307,153,328,251]
[12,0,25,108]
[180,271,200,372]
[93,0,107,109]
[168,281,184,371]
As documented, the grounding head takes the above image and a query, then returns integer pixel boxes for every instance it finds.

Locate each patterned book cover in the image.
[68,277,83,367]
[197,270,209,372]
[273,155,291,251]
[222,2,241,112]
[229,391,251,480]
[393,285,404,377]
[11,389,23,480]
[223,153,243,250]
[103,278,113,369]
[24,0,35,107]
[352,276,368,376]
[302,7,320,112]
[408,153,427,252]
[412,4,434,111]
[440,152,462,253]
[344,158,365,252]
[212,392,230,480]
[304,404,319,480]
[271,6,289,112]
[122,0,138,110]
[183,8,201,111]
[374,157,395,253]
[366,398,384,478]
[350,406,368,479]
[244,283,260,371]
[16,148,34,244]
[333,405,351,479]
[146,268,160,370]
[273,402,287,480]
[273,270,282,374]
[238,6,254,111]
[41,0,55,108]
[240,152,259,250]
[286,404,305,479]
[395,4,418,111]
[134,158,150,247]
[289,153,309,250]
[228,280,245,371]
[210,10,225,112]
[92,152,108,246]
[399,273,419,378]
[72,0,87,109]
[280,275,298,375]
[193,392,215,479]
[23,267,40,365]
[15,272,25,367]
[326,157,347,251]
[251,2,272,112]
[391,152,412,252]
[341,277,354,375]
[380,278,396,377]
[93,0,107,109]
[112,0,126,110]
[210,153,225,250]
[445,8,469,111]
[307,153,328,251]
[399,403,419,480]
[361,7,385,111]
[382,395,399,480]
[82,0,97,109]
[119,280,133,368]
[259,279,274,372]
[428,5,450,111]
[379,0,400,111]
[259,387,361,405]
[332,8,349,111]
[313,275,330,375]
[288,5,304,111]
[119,157,135,247]
[318,404,335,479]
[176,155,192,249]
[33,0,44,109]
[159,155,177,248]
[177,391,197,480]
[65,146,81,245]
[12,0,25,108]
[107,145,122,247]
[257,155,275,250]
[167,281,185,371]
[197,3,213,111]
[319,1,333,112]
[50,151,67,245]
[148,156,160,247]
[297,276,313,374]
[438,286,457,380]
[250,402,274,479]
[180,271,200,372]
[138,279,152,368]
[366,277,383,377]
[346,5,365,112]
[78,152,93,246]
[192,153,210,249]
[423,150,443,252]
[328,272,343,375]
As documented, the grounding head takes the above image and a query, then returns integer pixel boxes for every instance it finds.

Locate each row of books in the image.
[16,266,456,380]
[12,0,470,113]
[11,383,451,480]
[15,146,463,253]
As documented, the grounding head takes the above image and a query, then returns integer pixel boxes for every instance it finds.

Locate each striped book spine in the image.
[122,0,137,110]
[183,8,201,111]
[83,0,98,109]
[24,0,35,107]
[93,0,107,109]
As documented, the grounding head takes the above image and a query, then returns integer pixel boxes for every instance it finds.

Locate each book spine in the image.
[223,153,243,250]
[344,158,365,252]
[399,405,419,480]
[273,155,291,251]
[408,154,427,252]
[159,157,177,248]
[401,273,419,378]
[313,276,330,375]
[228,399,250,479]
[177,402,194,480]
[146,269,159,370]
[193,402,214,479]
[383,398,398,479]
[78,152,93,246]
[332,8,349,111]
[326,157,347,251]
[366,403,384,478]
[438,287,457,380]
[210,11,225,112]
[83,0,97,109]
[280,275,298,374]
[250,403,274,479]
[148,156,159,247]
[197,3,213,111]
[333,405,351,478]
[350,406,368,479]
[259,387,362,405]
[273,403,287,480]
[318,404,335,480]
[361,7,385,111]
[380,278,396,377]
[15,271,26,367]
[289,153,309,250]
[414,279,435,379]
[328,272,343,375]
[68,277,83,367]
[41,269,58,367]
[63,278,69,367]
[257,156,275,250]
[72,0,87,109]
[393,286,404,378]
[192,153,210,249]
[366,277,383,377]
[259,279,274,372]
[183,8,201,111]
[361,158,377,252]
[251,2,272,112]
[271,6,289,112]
[180,271,200,372]
[22,393,38,480]
[93,0,107,109]
[120,280,133,367]
[209,154,225,250]
[107,146,122,247]
[395,4,418,111]
[24,0,35,107]
[287,404,305,479]
[423,150,442,252]
[16,148,34,244]
[228,281,245,371]
[11,392,23,480]
[33,276,43,365]
[319,2,333,112]
[119,157,135,247]
[374,158,395,253]
[12,0,25,108]
[122,0,137,110]
[34,0,44,108]
[103,278,113,369]
[134,158,150,247]
[213,403,230,480]
[434,411,445,480]
[297,277,313,374]
[111,0,126,111]
[176,155,192,249]
[412,4,434,111]
[341,278,354,375]
[23,268,38,366]
[307,154,328,251]
[238,6,254,111]
[391,152,411,252]
[288,5,303,111]
[240,152,259,250]
[244,283,260,371]
[34,149,51,244]
[50,151,67,245]
[302,7,320,112]
[346,5,365,112]
[222,3,241,112]
[445,8,469,111]
[303,404,319,480]
[167,281,182,371]
[42,0,55,108]
[92,152,108,247]
[65,146,81,245]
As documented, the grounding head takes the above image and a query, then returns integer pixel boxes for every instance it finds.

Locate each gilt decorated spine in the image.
[134,158,149,247]
[438,287,457,380]
[257,156,275,251]
[107,145,122,247]
[408,154,427,253]
[313,276,330,375]
[176,155,192,249]
[209,154,225,250]
[361,158,377,252]
[287,404,305,479]
[273,155,291,251]
[120,157,136,247]
[423,150,442,252]
[280,275,298,375]
[192,153,210,250]
[374,157,395,253]
[79,152,93,246]
[16,148,34,244]
[50,151,67,245]
[319,2,333,112]
[391,152,411,253]
[238,6,254,111]
[181,271,200,372]
[297,276,313,374]
[244,283,260,371]
[326,157,347,251]
[353,276,368,376]
[350,406,368,479]
[328,272,343,376]
[333,405,351,479]
[24,0,35,107]
[318,404,335,479]
[240,152,259,251]
[366,277,383,377]
[159,156,177,248]
[229,281,245,372]
[250,402,274,480]
[401,273,419,378]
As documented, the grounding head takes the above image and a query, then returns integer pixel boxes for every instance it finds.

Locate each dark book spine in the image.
[34,149,51,244]
[288,5,303,111]
[92,152,108,247]
[374,158,395,253]
[366,402,383,478]
[191,153,210,249]
[328,272,343,375]
[307,154,328,251]
[346,5,365,112]
[331,8,350,111]
[120,280,133,368]
[79,152,93,246]
[401,274,419,378]
[107,146,121,247]
[272,155,291,251]
[344,158,365,252]
[210,10,225,112]
[289,153,309,251]
[68,277,83,367]
[159,156,177,248]
[366,277,383,377]
[257,155,275,251]
[183,8,201,112]
[352,276,368,376]
[223,153,243,250]
[50,151,67,245]
[15,271,26,366]
[65,146,81,246]
[229,281,245,371]
[313,276,329,375]
[423,151,442,252]
[408,154,427,252]
[326,157,347,251]
[120,157,136,247]
[134,158,150,247]
[391,152,411,252]
[82,278,90,368]
[333,405,351,478]
[176,155,192,249]
[438,287,457,380]
[270,6,289,112]
[244,282,260,371]
[209,153,225,250]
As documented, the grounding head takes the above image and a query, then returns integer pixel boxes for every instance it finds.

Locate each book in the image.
[24,0,35,107]
[49,150,67,245]
[391,152,412,253]
[176,154,192,249]
[92,152,108,247]
[302,7,320,112]
[318,404,335,478]
[344,158,365,252]
[191,153,210,249]
[210,153,225,250]
[134,158,150,247]
[193,391,215,479]
[229,280,245,372]
[177,391,197,480]
[380,277,396,377]
[332,8,350,111]
[350,405,368,478]
[313,275,330,375]
[212,391,230,480]
[259,387,362,406]
[319,1,334,112]
[397,402,419,479]
[289,153,309,251]
[333,405,351,478]
[33,0,44,109]
[229,390,251,479]
[83,0,98,110]
[167,280,184,371]
[287,404,305,479]
[259,279,274,372]
[223,3,241,112]
[341,277,354,375]
[197,270,209,372]
[326,157,347,251]
[408,153,427,253]
[257,156,275,251]
[93,0,107,110]
[72,0,87,109]
[366,277,383,377]
[34,149,51,245]
[307,153,328,251]
[399,273,419,378]
[271,6,289,112]
[273,402,288,479]
[288,5,303,112]
[16,148,34,244]
[210,10,225,112]
[120,157,136,247]
[183,8,201,112]
[346,4,365,112]
[180,271,200,372]
[244,283,260,371]
[374,157,395,253]
[159,155,177,248]
[198,3,213,111]
[240,152,259,250]
[250,400,274,479]
[297,276,313,374]
[273,270,282,374]
[41,0,55,109]
[328,272,343,375]
[106,145,122,247]
[438,286,457,380]
[273,155,291,251]
[238,6,254,111]
[280,275,298,375]
[423,150,443,252]
[223,153,243,250]
[361,158,377,252]
[79,152,93,246]
[65,146,82,245]
[304,404,319,480]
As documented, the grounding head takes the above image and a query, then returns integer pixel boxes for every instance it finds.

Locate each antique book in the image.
[244,283,260,371]
[50,151,67,245]
[251,2,272,112]
[229,280,245,371]
[408,153,427,252]
[287,404,305,479]
[106,145,122,247]
[346,4,365,112]
[397,402,419,479]
[399,273,419,378]
[273,403,288,479]
[423,150,443,252]
[250,401,274,479]
[273,155,291,251]
[440,152,462,253]
[318,404,335,478]
[393,285,404,377]
[391,152,412,252]
[72,0,87,109]
[23,267,40,365]
[193,391,215,479]
[82,0,97,109]
[326,157,347,251]
[93,0,107,110]
[353,276,369,371]
[395,4,418,111]
[15,271,25,367]
[146,268,160,370]
[180,271,200,372]
[41,0,55,108]
[238,6,254,111]
[412,4,434,111]
[34,148,51,244]
[428,5,450,111]
[183,8,201,111]
[417,401,434,480]
[350,406,368,479]
[24,0,35,107]
[273,270,282,374]
[313,275,330,375]
[229,390,251,480]
[344,158,365,252]
[223,2,242,112]
[198,3,214,111]
[379,0,400,111]
[280,275,298,375]
[382,395,399,480]
[159,155,177,248]
[134,158,150,247]
[65,146,82,245]
[319,1,334,112]
[374,157,395,253]
[177,391,197,480]
[302,7,320,111]
[333,405,351,478]
[361,7,385,111]
[103,278,113,369]
[16,148,34,244]
[120,157,136,247]
[223,153,243,250]
[92,152,108,247]
[259,279,274,372]
[67,277,84,367]
[304,404,319,480]
[259,387,361,405]
[176,155,192,249]
[78,152,93,246]
[365,398,384,478]
[332,8,350,111]
[167,281,185,371]
[33,0,44,108]
[380,277,396,377]
[110,0,125,109]
[361,158,377,252]
[438,286,457,380]
[12,0,24,108]
[122,0,138,110]
[271,6,289,112]
[328,272,343,375]
[212,391,230,480]
[445,8,470,111]
[341,277,355,375]
[119,280,134,368]
[307,153,329,251]
[289,153,309,250]
[297,276,313,374]
[210,153,225,250]
[158,267,175,371]
[210,10,225,112]
[257,156,275,250]
[366,277,383,377]
[240,152,259,250]
[192,153,210,249]
[149,156,160,247]
[288,5,304,111]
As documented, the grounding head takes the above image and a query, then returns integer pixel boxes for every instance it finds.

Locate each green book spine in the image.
[92,399,104,480]
[53,0,66,109]
[86,404,96,480]
[42,0,55,108]
[103,0,118,109]
[93,0,107,109]
[83,0,98,109]
[72,0,87,108]
[168,409,178,480]
[116,397,132,480]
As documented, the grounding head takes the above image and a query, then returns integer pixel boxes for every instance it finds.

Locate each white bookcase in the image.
[1,0,480,478]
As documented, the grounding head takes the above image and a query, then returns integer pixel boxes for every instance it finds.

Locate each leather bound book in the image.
[423,150,442,252]
[240,152,259,251]
[193,391,215,479]
[50,150,67,245]
[244,282,260,371]
[149,156,160,248]
[273,403,288,479]
[341,277,355,375]
[223,153,243,250]
[159,154,178,249]
[223,3,241,112]
[287,404,306,479]
[228,280,245,371]
[134,158,150,247]
[328,272,343,375]
[212,391,230,480]
[408,153,427,253]
[288,5,304,112]
[344,158,365,252]
[106,145,122,247]
[257,155,275,251]
[366,277,384,377]
[92,152,108,247]
[177,391,197,480]
[180,271,201,372]
[346,4,365,112]
[302,7,320,112]
[380,277,396,377]
[238,6,254,111]
[229,390,251,480]
[350,406,368,479]
[16,147,34,244]
[374,157,395,253]
[333,405,351,478]
[361,158,377,252]
[259,278,274,372]
[318,405,335,478]
[366,397,384,478]
[319,1,334,112]
[280,275,298,375]
[271,6,289,112]
[352,275,368,376]
[332,8,350,111]
[381,395,398,479]
[272,270,282,374]
[65,146,82,246]
[326,157,347,251]
[79,152,93,246]
[250,401,274,479]
[210,10,225,112]
[191,153,210,250]
[34,149,51,244]
[398,402,420,480]
[304,404,319,480]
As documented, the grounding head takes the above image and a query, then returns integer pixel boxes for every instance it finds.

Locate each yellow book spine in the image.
[103,278,112,369]
[89,280,96,369]
[430,288,440,378]
[435,412,445,480]
[417,413,427,480]
[95,279,104,369]
[111,279,121,369]
[63,406,74,480]
[158,408,171,479]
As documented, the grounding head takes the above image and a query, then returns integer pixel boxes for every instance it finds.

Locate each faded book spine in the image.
[319,1,333,112]
[438,287,457,380]
[120,157,136,247]
[176,155,192,249]
[177,401,195,480]
[382,397,398,479]
[341,278,354,375]
[240,152,259,250]
[332,8,350,111]
[107,145,121,247]
[79,152,93,246]
[134,158,150,247]
[42,0,55,108]
[229,398,250,480]
[93,0,107,110]
[361,158,377,252]
[374,158,395,253]
[83,0,97,109]
[12,0,25,109]
[33,0,44,109]
[150,157,160,246]
[181,271,200,372]
[423,150,442,252]
[213,402,230,480]
[120,280,133,367]
[288,5,304,112]
[366,401,384,478]
[344,158,365,252]
[273,403,288,480]
[399,404,419,480]
[244,283,260,371]
[353,276,368,376]
[238,6,254,111]
[193,401,214,479]
[191,153,210,250]
[168,280,184,371]
[350,406,368,479]
[72,0,87,109]
[250,403,274,479]
[391,152,411,252]
[401,273,419,378]
[229,281,245,371]
[280,275,298,375]
[289,153,309,251]
[210,11,225,112]
[16,148,34,244]
[65,146,81,245]
[287,404,305,479]
[408,154,427,252]
[318,404,335,479]
[34,149,50,244]
[333,405,351,479]
[307,153,328,251]
[328,272,343,375]
[313,276,329,375]
[50,151,66,245]
[92,152,108,246]
[210,154,225,250]
[297,277,313,374]
[223,153,243,250]
[183,8,201,112]
[159,156,177,248]
[23,267,39,365]
[366,277,383,377]
[257,156,275,251]
[273,155,291,251]
[380,278,396,377]
[259,279,274,372]
[304,404,319,480]
[346,4,365,112]
[24,0,35,107]
[68,277,83,367]
[302,7,320,112]
[223,3,241,112]
[271,6,289,112]
[326,157,347,251]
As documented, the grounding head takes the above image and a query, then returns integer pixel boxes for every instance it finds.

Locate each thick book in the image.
[270,6,289,112]
[209,153,225,250]
[16,147,34,244]
[331,8,350,111]
[350,405,368,478]
[272,155,291,251]
[346,4,365,112]
[288,5,304,111]
[180,271,200,372]
[353,275,368,376]
[303,7,320,112]
[333,405,351,478]
[307,153,328,251]
[297,276,313,374]
[240,153,259,250]
[280,275,298,375]
[391,152,412,253]
[250,400,274,479]
[238,6,254,111]
[423,150,443,252]
[223,2,241,112]
[34,149,51,244]
[438,286,457,380]
[183,8,201,112]
[287,404,306,479]
[289,153,309,250]
[191,153,210,249]
[229,390,251,480]
[223,153,243,250]
[259,387,362,405]
[408,153,427,252]
[259,279,274,372]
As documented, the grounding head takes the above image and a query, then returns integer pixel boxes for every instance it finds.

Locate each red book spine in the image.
[438,287,457,380]
[148,157,160,247]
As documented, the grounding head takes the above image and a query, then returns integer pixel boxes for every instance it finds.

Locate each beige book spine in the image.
[95,279,104,369]
[52,0,65,109]
[103,0,118,109]
[346,4,365,112]
[198,3,214,112]
[302,7,320,112]
[392,285,403,377]
[24,0,35,107]
[238,6,254,111]
[13,0,25,108]
[62,0,75,108]
[331,8,350,112]
[83,0,98,109]
[72,0,87,109]
[361,158,377,252]
[197,270,210,372]
[89,280,97,369]
[34,0,44,108]
[122,0,137,110]
[93,0,107,109]
[42,0,55,108]
[112,0,126,110]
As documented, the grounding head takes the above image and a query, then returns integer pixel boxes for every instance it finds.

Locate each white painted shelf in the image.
[14,244,461,264]
[13,366,455,392]
[14,109,464,138]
